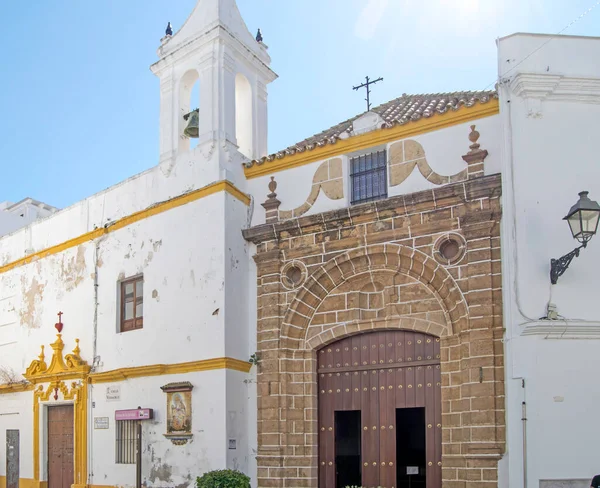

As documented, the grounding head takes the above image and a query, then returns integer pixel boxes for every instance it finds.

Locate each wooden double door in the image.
[48,405,75,488]
[318,331,442,488]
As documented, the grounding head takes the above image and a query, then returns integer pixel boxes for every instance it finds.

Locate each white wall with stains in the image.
[0,189,255,487]
[90,370,229,488]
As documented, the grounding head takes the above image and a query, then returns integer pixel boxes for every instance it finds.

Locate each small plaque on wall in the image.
[228,439,237,450]
[106,386,121,402]
[94,417,109,430]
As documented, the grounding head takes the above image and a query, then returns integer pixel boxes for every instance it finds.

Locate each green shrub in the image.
[196,469,250,488]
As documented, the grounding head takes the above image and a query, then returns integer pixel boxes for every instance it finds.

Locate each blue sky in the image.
[0,0,598,209]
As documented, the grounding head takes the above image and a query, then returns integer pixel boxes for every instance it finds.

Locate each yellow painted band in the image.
[89,356,252,383]
[0,382,35,394]
[0,180,249,276]
[0,478,47,488]
[244,100,500,179]
[1,357,252,393]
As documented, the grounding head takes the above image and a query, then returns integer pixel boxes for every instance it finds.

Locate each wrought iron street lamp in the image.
[550,191,600,284]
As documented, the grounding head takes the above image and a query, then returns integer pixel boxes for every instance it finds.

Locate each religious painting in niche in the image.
[160,382,193,445]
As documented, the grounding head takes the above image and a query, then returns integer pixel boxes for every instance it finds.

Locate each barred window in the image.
[115,420,137,464]
[350,150,388,205]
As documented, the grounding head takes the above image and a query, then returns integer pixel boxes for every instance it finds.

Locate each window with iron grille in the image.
[115,420,137,464]
[120,276,143,332]
[350,150,388,205]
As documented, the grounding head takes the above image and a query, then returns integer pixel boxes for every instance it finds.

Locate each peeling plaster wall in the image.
[0,244,95,374]
[94,194,227,370]
[0,191,251,486]
[0,146,243,269]
[246,116,501,226]
[91,371,227,488]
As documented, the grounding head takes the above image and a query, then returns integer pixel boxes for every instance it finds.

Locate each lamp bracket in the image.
[550,243,586,285]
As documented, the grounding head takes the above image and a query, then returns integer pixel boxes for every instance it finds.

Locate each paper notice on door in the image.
[407,466,419,475]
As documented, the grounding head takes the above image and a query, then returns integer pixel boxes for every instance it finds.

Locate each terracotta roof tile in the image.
[245,90,498,168]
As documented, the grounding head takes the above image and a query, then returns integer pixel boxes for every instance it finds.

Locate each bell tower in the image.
[150,0,277,181]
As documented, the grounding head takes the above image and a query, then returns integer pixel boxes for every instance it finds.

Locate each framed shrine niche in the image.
[161,382,193,445]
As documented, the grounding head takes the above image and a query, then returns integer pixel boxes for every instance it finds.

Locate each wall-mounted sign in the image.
[228,439,237,450]
[115,409,154,421]
[106,386,121,402]
[94,417,109,429]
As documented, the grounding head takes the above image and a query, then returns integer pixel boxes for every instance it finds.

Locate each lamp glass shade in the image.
[564,192,600,243]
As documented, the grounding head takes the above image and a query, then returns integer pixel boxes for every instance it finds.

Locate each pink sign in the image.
[115,408,154,421]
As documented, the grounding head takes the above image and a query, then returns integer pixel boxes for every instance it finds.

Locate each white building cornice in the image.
[521,320,600,339]
[510,73,600,105]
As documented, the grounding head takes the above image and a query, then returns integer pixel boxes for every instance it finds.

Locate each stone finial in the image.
[268,176,277,198]
[468,125,481,150]
[462,125,488,179]
[262,177,281,223]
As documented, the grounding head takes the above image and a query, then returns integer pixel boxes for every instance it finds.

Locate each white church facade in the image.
[0,2,599,488]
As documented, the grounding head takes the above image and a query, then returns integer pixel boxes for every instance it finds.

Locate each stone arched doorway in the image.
[318,330,441,488]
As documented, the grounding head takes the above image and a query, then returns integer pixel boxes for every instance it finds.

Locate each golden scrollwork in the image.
[24,335,90,384]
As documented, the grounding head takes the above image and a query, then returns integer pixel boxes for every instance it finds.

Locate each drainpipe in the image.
[521,380,528,488]
[88,237,102,486]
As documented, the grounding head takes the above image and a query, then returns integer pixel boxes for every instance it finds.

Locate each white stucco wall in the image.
[0,199,58,238]
[498,33,600,488]
[0,185,255,486]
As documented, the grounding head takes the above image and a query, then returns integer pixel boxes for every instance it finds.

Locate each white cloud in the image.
[354,0,390,40]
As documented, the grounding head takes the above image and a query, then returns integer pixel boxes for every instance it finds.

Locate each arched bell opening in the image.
[235,73,253,159]
[179,70,200,152]
[317,329,442,488]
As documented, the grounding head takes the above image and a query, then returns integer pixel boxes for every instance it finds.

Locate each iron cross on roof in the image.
[353,76,383,112]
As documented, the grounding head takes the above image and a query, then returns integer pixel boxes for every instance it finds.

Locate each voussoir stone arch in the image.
[305,317,447,351]
[281,243,468,350]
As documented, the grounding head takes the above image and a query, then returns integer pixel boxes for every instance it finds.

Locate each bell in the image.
[183,109,199,139]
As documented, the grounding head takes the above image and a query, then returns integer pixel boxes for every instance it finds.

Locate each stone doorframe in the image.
[245,174,505,488]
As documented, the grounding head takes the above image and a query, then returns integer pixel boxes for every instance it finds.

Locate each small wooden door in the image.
[318,330,441,488]
[48,405,74,488]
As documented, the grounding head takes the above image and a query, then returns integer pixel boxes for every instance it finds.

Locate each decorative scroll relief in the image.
[388,139,467,187]
[278,158,343,220]
[24,334,91,384]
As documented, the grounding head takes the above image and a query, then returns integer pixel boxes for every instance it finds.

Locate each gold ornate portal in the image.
[23,313,91,488]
